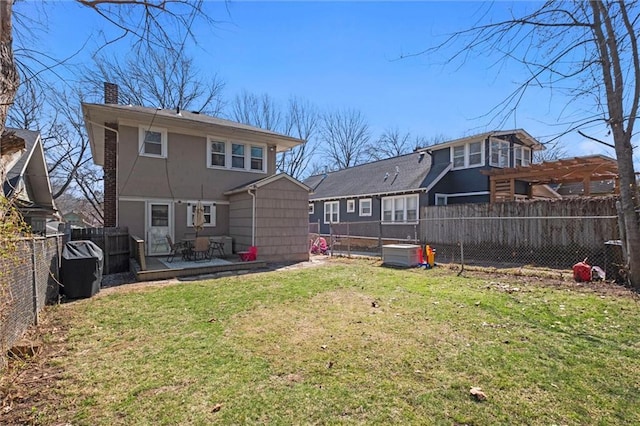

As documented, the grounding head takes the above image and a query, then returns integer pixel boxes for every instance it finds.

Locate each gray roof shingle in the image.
[305,151,434,200]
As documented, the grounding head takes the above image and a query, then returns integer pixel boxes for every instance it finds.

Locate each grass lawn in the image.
[4,259,640,425]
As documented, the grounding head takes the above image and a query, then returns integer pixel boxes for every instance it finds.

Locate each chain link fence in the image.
[1,235,64,369]
[311,214,621,274]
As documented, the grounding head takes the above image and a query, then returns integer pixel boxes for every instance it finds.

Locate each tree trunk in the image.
[0,0,20,185]
[612,128,640,288]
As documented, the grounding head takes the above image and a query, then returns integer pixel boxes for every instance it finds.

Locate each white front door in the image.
[146,201,173,255]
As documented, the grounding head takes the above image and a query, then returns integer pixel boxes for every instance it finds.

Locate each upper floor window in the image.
[232,143,245,169]
[359,198,372,216]
[210,141,226,167]
[382,194,419,223]
[309,203,314,214]
[346,199,355,213]
[207,138,267,173]
[468,141,482,166]
[451,140,484,169]
[490,138,510,168]
[139,126,167,158]
[515,146,531,167]
[324,201,339,224]
[187,202,216,227]
[251,146,264,171]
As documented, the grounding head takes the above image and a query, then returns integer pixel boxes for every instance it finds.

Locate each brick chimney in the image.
[104,82,119,104]
[103,82,119,227]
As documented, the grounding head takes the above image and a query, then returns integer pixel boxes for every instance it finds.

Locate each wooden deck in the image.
[131,255,268,282]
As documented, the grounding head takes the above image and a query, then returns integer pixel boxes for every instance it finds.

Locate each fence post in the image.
[378,219,383,257]
[329,223,333,257]
[104,231,111,275]
[31,238,39,326]
[347,222,351,258]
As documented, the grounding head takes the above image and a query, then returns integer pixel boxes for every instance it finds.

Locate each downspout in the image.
[86,119,120,226]
[248,185,257,247]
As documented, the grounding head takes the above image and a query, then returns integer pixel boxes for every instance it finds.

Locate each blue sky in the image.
[16,1,618,159]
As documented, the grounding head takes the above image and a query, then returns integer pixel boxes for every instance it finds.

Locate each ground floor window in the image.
[324,201,339,224]
[382,194,419,223]
[187,202,216,227]
[359,198,372,216]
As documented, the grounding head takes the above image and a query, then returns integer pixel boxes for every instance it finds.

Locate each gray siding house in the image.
[3,128,57,235]
[305,130,543,235]
[83,84,310,262]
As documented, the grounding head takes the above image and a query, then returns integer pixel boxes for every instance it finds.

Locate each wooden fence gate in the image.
[70,227,130,275]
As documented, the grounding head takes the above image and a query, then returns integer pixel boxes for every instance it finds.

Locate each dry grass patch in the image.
[2,260,640,425]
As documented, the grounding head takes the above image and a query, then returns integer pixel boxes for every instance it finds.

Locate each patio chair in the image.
[193,236,211,261]
[238,245,257,262]
[166,235,187,262]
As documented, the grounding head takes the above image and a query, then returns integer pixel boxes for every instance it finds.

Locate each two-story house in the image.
[305,129,544,235]
[82,84,310,262]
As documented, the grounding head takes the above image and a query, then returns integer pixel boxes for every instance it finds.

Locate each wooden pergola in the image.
[482,155,619,203]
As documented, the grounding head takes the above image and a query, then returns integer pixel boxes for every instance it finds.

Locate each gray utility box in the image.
[382,244,422,267]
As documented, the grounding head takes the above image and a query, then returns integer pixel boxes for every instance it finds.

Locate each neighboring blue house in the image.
[305,129,544,235]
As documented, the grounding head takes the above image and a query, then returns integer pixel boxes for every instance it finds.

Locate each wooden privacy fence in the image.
[420,198,620,268]
[70,227,130,274]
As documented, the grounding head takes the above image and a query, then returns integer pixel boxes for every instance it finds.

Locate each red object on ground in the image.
[572,261,592,282]
[239,245,257,261]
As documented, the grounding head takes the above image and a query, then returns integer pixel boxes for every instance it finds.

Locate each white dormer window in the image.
[139,126,167,158]
[515,146,531,166]
[451,140,485,169]
[490,138,510,168]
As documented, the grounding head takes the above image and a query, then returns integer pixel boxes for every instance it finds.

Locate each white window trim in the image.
[381,194,419,224]
[435,194,448,206]
[515,146,531,167]
[435,191,490,205]
[489,137,510,168]
[450,140,485,170]
[324,201,339,224]
[309,203,314,215]
[206,137,267,173]
[186,202,216,227]
[346,199,355,213]
[138,126,168,159]
[359,198,372,217]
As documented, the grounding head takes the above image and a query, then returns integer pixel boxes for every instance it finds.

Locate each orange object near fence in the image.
[426,245,435,267]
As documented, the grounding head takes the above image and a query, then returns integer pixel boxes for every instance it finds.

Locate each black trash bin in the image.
[61,240,103,299]
[604,240,625,284]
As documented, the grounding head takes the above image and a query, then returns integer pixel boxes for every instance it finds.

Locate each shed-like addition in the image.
[225,173,310,262]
